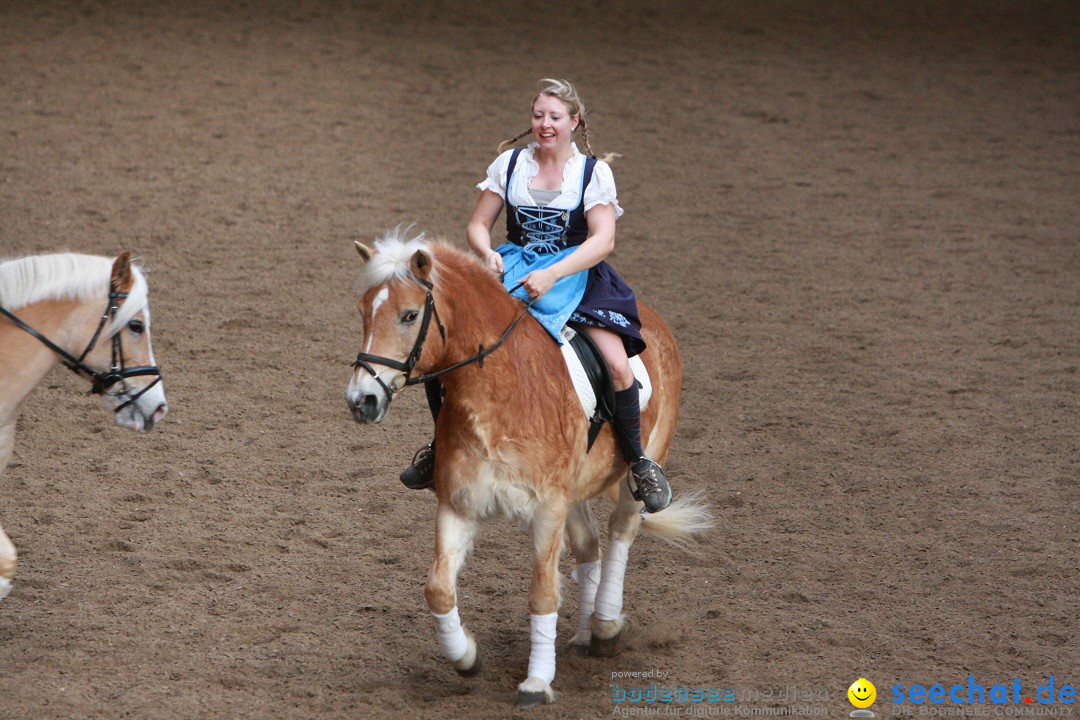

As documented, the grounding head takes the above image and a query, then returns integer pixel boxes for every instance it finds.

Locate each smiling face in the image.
[530,93,578,154]
[848,679,877,708]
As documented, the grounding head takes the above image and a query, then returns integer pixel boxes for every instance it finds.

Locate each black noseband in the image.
[0,289,163,413]
[351,280,536,397]
[352,277,446,399]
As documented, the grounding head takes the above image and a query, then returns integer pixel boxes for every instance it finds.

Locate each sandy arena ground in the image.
[1,2,1077,718]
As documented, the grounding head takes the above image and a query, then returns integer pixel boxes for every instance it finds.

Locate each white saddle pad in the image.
[559,326,651,420]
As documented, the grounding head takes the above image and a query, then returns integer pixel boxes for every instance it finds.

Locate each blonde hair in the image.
[497,78,617,162]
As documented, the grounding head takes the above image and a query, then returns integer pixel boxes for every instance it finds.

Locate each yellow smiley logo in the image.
[848,678,877,708]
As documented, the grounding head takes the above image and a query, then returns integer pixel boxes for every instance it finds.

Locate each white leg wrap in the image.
[573,561,601,636]
[433,607,469,662]
[526,612,559,684]
[0,576,11,600]
[594,539,630,622]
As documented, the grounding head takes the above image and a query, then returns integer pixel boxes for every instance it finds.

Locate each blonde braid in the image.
[496,80,619,162]
[579,117,619,164]
[579,117,596,158]
[497,127,532,154]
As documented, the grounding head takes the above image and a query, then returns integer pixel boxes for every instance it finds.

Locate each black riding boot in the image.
[613,383,672,512]
[400,380,442,490]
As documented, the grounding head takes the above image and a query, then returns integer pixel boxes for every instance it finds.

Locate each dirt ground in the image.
[1,1,1077,718]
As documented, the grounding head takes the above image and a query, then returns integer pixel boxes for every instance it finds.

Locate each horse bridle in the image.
[352,276,446,400]
[0,289,162,413]
[352,277,535,399]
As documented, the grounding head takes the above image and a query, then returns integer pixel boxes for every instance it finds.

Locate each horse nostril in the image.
[347,390,387,424]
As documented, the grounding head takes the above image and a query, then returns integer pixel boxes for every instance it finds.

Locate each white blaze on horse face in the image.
[349,281,427,419]
[107,307,169,433]
[348,284,404,414]
[363,287,390,354]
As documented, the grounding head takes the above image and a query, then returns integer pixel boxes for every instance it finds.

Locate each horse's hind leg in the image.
[424,502,482,676]
[0,523,14,600]
[516,500,569,708]
[566,500,601,647]
[590,478,643,657]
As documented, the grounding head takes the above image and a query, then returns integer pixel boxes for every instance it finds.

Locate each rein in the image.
[352,279,535,397]
[0,290,162,413]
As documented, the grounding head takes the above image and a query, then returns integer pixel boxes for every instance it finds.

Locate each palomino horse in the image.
[0,252,168,601]
[345,229,712,707]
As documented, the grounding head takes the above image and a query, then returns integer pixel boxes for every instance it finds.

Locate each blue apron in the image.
[496,149,646,356]
[498,149,596,343]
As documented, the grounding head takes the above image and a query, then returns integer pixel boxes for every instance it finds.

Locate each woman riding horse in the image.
[399,78,673,514]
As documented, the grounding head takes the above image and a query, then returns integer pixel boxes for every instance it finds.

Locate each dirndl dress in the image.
[491,147,646,358]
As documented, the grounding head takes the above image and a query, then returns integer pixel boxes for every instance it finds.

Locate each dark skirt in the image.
[569,261,646,357]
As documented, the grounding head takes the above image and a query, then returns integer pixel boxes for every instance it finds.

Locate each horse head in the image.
[346,233,445,424]
[84,252,169,432]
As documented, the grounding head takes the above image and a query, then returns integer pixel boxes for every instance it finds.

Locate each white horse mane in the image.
[356,226,440,295]
[0,253,149,332]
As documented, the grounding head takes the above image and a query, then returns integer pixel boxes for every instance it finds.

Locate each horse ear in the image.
[111,251,134,293]
[354,242,373,263]
[410,249,433,282]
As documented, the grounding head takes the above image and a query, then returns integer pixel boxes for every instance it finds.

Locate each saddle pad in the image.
[559,326,651,419]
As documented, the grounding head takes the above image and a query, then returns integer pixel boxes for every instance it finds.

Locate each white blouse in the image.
[477,142,624,220]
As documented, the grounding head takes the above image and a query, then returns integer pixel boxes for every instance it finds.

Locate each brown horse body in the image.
[345,230,710,707]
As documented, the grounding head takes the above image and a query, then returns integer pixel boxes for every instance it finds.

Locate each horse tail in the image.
[639,489,715,556]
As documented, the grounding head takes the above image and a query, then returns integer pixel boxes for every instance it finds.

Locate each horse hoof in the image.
[566,629,591,655]
[568,628,591,645]
[588,632,622,658]
[516,690,553,708]
[454,640,483,677]
[516,677,555,707]
[0,576,12,601]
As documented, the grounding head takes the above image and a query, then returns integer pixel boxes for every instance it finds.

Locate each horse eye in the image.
[127,319,145,334]
[401,310,419,324]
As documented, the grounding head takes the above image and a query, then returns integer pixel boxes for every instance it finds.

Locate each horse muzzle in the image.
[346,389,389,424]
[110,380,169,432]
[347,365,403,424]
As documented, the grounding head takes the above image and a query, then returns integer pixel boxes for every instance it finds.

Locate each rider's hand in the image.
[485,250,504,275]
[522,268,558,300]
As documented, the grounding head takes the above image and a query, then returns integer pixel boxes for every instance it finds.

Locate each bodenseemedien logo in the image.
[850,678,878,718]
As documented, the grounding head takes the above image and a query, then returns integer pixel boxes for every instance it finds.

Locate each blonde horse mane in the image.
[356,225,501,297]
[356,226,438,294]
[0,253,149,332]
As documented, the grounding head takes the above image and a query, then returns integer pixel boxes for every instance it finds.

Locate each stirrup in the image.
[400,443,435,490]
[628,457,671,513]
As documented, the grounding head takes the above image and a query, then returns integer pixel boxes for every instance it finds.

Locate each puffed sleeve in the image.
[476,149,515,198]
[584,160,624,219]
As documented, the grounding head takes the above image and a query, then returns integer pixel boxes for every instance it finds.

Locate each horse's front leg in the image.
[424,501,482,676]
[0,421,16,600]
[0,523,14,600]
[516,500,570,708]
